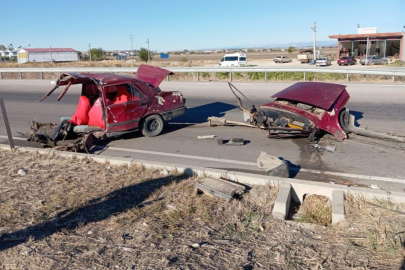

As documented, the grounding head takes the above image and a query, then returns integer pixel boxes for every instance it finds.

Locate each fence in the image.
[0,67,404,82]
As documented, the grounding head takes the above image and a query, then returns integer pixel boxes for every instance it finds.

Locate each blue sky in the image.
[1,0,404,51]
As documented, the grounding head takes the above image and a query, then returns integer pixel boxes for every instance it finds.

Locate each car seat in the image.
[113,85,132,104]
[70,96,91,125]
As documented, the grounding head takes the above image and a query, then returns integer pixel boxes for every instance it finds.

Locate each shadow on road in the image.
[0,173,190,252]
[171,101,238,124]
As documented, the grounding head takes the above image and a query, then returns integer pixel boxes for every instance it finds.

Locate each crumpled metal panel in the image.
[271,82,347,110]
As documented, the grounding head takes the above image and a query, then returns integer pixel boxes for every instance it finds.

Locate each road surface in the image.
[1,80,404,191]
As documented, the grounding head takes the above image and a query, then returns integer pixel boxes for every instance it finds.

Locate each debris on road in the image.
[195,177,246,201]
[369,184,380,190]
[197,135,216,139]
[217,137,245,146]
[17,169,27,176]
[312,143,336,155]
[257,152,290,178]
[208,116,257,128]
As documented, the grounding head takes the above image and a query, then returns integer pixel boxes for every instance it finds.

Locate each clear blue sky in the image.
[1,0,404,51]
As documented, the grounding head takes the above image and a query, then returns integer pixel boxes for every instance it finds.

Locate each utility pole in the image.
[365,37,369,65]
[50,46,53,62]
[146,38,150,62]
[88,43,92,62]
[311,22,317,61]
[130,35,134,51]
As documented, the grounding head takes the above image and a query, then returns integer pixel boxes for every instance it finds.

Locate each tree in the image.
[8,43,14,50]
[138,47,151,62]
[77,51,82,60]
[0,45,5,51]
[288,46,295,54]
[90,48,105,60]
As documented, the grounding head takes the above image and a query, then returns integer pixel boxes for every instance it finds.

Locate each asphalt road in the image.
[1,80,405,191]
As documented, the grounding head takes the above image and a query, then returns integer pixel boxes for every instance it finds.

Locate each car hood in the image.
[270,82,347,110]
[134,64,174,89]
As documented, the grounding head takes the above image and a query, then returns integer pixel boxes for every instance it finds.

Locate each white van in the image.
[219,53,247,67]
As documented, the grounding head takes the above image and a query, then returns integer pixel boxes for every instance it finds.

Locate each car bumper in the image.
[160,106,187,121]
[316,62,328,66]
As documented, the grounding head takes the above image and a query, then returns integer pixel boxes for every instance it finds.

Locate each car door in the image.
[104,83,148,133]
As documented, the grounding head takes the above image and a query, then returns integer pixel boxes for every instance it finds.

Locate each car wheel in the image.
[231,64,234,67]
[142,115,164,137]
[339,64,341,66]
[338,108,350,134]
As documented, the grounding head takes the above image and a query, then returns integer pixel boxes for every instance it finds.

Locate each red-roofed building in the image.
[17,48,78,63]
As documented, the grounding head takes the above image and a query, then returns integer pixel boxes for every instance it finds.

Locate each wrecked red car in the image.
[229,82,350,141]
[28,65,187,151]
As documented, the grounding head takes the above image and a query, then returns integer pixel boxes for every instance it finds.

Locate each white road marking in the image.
[2,135,404,184]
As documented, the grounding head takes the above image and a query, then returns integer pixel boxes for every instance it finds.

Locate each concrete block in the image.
[332,190,345,225]
[272,183,292,220]
[348,186,405,203]
[17,146,52,156]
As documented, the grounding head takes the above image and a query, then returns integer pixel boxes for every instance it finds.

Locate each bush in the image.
[201,72,209,78]
[179,57,188,62]
[138,48,152,62]
[217,72,229,79]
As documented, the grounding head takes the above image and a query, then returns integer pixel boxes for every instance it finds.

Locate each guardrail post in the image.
[230,72,232,82]
[303,72,306,81]
[0,72,2,80]
[363,74,366,82]
[40,72,43,80]
[346,74,349,82]
[19,72,22,79]
[392,75,395,82]
[167,75,169,81]
[197,72,199,82]
[265,72,267,82]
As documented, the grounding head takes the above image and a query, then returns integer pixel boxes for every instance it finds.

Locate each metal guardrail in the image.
[0,67,404,82]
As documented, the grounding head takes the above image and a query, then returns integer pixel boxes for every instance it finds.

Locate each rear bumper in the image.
[160,106,187,121]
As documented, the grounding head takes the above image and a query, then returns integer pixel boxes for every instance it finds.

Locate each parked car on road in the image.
[360,56,388,65]
[315,57,331,67]
[273,56,292,63]
[337,57,356,66]
[28,65,187,152]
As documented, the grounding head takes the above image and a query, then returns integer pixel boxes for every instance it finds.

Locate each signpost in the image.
[0,99,15,149]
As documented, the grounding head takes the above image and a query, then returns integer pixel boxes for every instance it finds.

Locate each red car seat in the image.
[70,96,91,125]
[88,97,112,129]
[113,85,132,104]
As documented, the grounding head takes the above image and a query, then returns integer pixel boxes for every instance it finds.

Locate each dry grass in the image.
[297,195,332,226]
[0,149,405,269]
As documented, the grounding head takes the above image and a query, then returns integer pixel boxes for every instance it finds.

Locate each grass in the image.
[297,195,332,226]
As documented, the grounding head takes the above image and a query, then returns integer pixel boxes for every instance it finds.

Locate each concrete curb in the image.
[272,183,292,220]
[1,144,404,205]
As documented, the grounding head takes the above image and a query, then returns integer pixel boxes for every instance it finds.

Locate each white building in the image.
[17,48,78,63]
[0,49,19,59]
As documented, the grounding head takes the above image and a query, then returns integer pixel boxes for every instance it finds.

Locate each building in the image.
[0,49,19,59]
[329,29,404,61]
[17,48,78,63]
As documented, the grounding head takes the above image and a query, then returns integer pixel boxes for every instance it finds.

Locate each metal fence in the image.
[0,67,404,82]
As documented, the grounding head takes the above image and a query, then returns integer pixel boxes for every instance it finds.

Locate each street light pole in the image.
[88,43,92,62]
[311,22,317,61]
[146,38,150,62]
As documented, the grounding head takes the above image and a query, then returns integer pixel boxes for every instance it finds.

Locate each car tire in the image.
[338,108,350,134]
[142,115,164,137]
[231,64,234,67]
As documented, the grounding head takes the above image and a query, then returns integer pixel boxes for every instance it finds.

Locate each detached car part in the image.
[228,82,405,143]
[229,82,350,141]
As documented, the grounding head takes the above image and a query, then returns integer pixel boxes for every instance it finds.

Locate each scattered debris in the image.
[191,243,201,248]
[17,169,27,176]
[197,135,216,139]
[369,184,380,190]
[208,116,257,128]
[312,143,336,154]
[195,178,246,202]
[217,137,245,146]
[257,152,289,178]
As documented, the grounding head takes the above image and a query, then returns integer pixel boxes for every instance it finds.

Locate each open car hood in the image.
[271,82,347,110]
[134,64,173,89]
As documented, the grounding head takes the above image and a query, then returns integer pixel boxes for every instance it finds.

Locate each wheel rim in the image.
[147,119,160,132]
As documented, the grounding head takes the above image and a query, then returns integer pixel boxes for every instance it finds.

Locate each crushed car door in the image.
[104,83,148,133]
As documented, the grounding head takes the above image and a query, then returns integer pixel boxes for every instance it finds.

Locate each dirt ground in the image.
[0,149,405,269]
